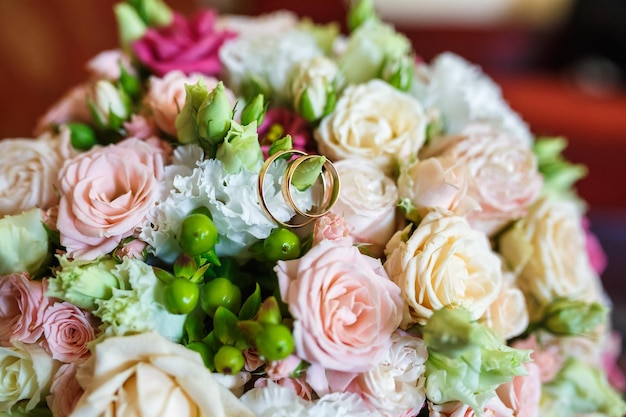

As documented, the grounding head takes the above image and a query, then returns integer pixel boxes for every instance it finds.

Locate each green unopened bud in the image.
[240,94,267,127]
[88,80,130,130]
[268,135,293,156]
[347,0,379,32]
[215,121,263,173]
[422,307,479,357]
[143,0,173,26]
[119,65,141,98]
[533,137,587,199]
[381,54,414,91]
[197,82,232,145]
[542,298,608,336]
[175,81,209,144]
[67,122,97,151]
[257,296,282,325]
[114,3,148,53]
[292,57,340,122]
[291,155,326,192]
[241,75,271,102]
[297,19,340,55]
[173,253,199,280]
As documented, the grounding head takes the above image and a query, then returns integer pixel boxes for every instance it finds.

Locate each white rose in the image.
[481,271,529,340]
[356,332,427,417]
[315,79,427,174]
[498,196,602,320]
[384,211,502,327]
[216,11,299,38]
[422,123,542,235]
[0,342,58,413]
[0,208,49,276]
[0,128,75,216]
[71,332,254,417]
[330,159,398,258]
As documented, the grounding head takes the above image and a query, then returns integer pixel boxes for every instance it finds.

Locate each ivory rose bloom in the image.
[330,159,399,257]
[71,331,254,417]
[0,272,48,346]
[481,271,529,340]
[57,138,164,260]
[422,123,542,235]
[0,128,74,216]
[42,302,97,363]
[0,208,50,276]
[315,79,427,174]
[0,341,58,413]
[384,211,503,327]
[498,196,601,319]
[276,240,403,373]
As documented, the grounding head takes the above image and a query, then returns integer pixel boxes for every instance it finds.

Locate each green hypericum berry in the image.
[201,277,242,317]
[263,228,301,261]
[186,341,213,369]
[214,345,244,375]
[163,278,199,314]
[178,213,218,256]
[67,123,97,151]
[255,323,294,361]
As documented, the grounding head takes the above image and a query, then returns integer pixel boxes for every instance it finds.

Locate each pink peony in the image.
[496,363,541,417]
[42,301,98,363]
[276,239,403,373]
[132,10,236,77]
[582,217,608,275]
[312,213,354,246]
[258,108,315,158]
[56,138,164,260]
[0,272,48,346]
[47,363,84,417]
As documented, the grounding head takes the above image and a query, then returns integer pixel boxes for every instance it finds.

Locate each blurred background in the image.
[0,0,625,367]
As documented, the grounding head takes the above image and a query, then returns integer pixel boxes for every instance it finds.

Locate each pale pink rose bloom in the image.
[254,375,313,400]
[86,49,134,80]
[496,363,541,417]
[276,239,403,373]
[112,239,147,260]
[430,397,514,417]
[123,114,158,139]
[481,271,529,340]
[0,272,48,346]
[56,138,164,260]
[47,362,84,417]
[305,363,360,397]
[422,123,542,235]
[144,71,209,135]
[42,301,98,363]
[513,335,564,383]
[0,127,75,216]
[312,213,354,246]
[266,355,302,379]
[330,159,398,258]
[35,84,92,135]
[602,331,626,391]
[243,348,264,372]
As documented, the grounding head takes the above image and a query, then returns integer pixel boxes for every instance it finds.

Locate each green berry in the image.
[163,278,199,314]
[201,277,242,317]
[178,213,218,256]
[67,122,97,151]
[263,227,301,261]
[255,323,294,361]
[214,345,244,375]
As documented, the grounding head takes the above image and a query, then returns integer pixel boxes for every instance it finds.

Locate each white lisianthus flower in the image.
[412,52,532,145]
[316,79,427,175]
[219,30,323,102]
[0,208,49,276]
[0,342,59,413]
[94,258,186,341]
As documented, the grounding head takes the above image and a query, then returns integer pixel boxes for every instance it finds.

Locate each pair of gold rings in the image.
[257,150,340,228]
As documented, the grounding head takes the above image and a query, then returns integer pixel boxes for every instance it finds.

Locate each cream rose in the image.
[71,331,254,417]
[498,196,602,320]
[0,128,75,216]
[330,159,398,258]
[384,210,502,327]
[315,79,427,174]
[422,123,542,235]
[481,271,529,340]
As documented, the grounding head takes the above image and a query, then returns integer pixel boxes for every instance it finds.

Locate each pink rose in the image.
[132,10,236,77]
[513,335,564,383]
[266,355,302,380]
[430,398,513,417]
[496,363,541,417]
[312,213,354,247]
[0,272,48,346]
[123,114,158,139]
[254,375,313,400]
[35,84,92,135]
[56,138,164,260]
[86,49,134,80]
[112,238,148,260]
[276,240,403,372]
[258,108,315,158]
[602,331,626,392]
[243,348,264,372]
[42,301,98,363]
[47,363,84,417]
[582,217,608,275]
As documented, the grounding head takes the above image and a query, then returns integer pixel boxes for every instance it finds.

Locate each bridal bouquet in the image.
[0,0,624,416]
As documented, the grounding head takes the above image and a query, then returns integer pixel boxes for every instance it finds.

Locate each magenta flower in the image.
[133,10,236,77]
[258,108,315,158]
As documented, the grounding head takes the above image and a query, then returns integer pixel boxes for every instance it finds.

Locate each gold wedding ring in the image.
[257,149,340,228]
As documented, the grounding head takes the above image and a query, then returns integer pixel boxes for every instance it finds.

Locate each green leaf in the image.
[213,306,242,345]
[183,307,206,344]
[238,283,262,320]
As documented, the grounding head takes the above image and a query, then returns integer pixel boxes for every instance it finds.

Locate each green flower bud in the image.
[268,134,293,156]
[114,3,148,53]
[241,75,271,102]
[215,121,263,173]
[175,81,209,145]
[142,0,173,26]
[347,0,379,32]
[197,82,233,145]
[240,94,267,127]
[291,57,340,122]
[381,53,414,92]
[88,80,130,130]
[46,256,120,310]
[119,65,141,98]
[542,297,608,336]
[67,122,97,151]
[542,358,626,417]
[290,155,326,192]
[297,19,340,55]
[533,137,587,200]
[0,209,50,276]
